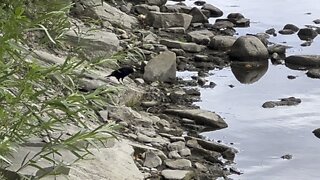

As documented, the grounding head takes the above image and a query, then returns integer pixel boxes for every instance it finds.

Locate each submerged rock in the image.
[306,68,320,79]
[262,97,301,108]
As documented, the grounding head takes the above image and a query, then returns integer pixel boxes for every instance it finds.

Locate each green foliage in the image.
[0,0,119,179]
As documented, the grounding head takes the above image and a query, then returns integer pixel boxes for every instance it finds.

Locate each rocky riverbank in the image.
[4,0,320,179]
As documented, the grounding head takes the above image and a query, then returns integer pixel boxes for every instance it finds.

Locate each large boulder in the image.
[146,12,193,30]
[229,35,269,61]
[186,30,214,45]
[285,55,320,68]
[65,27,120,59]
[160,39,206,52]
[164,108,228,130]
[208,35,237,50]
[143,51,176,83]
[201,4,223,17]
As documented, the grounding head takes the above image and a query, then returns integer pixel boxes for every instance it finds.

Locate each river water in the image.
[179,0,320,179]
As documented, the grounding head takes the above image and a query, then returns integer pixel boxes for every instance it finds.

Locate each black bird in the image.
[107,66,135,83]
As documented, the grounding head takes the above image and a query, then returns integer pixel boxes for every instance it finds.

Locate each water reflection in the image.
[230,60,269,84]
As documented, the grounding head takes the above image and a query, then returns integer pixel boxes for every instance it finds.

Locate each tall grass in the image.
[0,0,119,178]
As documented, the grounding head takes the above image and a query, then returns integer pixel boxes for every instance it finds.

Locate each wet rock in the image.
[227,13,244,19]
[229,35,269,61]
[146,0,167,6]
[284,24,299,32]
[186,30,214,45]
[184,88,201,96]
[312,128,320,138]
[185,139,222,164]
[279,29,296,35]
[168,141,186,151]
[262,97,301,108]
[201,4,223,18]
[297,28,318,40]
[226,13,250,27]
[306,68,320,79]
[189,7,209,23]
[268,44,290,54]
[266,28,277,36]
[169,150,182,159]
[165,109,228,130]
[301,41,313,47]
[281,154,293,160]
[287,75,297,79]
[160,39,206,53]
[161,169,194,180]
[197,77,207,86]
[186,136,238,154]
[212,20,234,29]
[208,35,237,50]
[164,159,192,169]
[222,148,237,161]
[179,148,191,157]
[313,19,320,24]
[270,52,283,64]
[146,12,192,30]
[203,82,216,88]
[194,1,206,6]
[143,151,163,168]
[143,50,176,83]
[285,55,320,68]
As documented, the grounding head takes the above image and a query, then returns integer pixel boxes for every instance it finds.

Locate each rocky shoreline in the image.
[4,0,320,179]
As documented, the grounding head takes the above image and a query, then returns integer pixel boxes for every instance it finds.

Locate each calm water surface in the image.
[181,0,320,179]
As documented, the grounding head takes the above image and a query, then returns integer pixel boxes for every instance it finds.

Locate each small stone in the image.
[161,169,194,180]
[167,141,186,151]
[143,151,163,168]
[168,150,181,159]
[281,154,293,160]
[287,75,296,79]
[312,128,320,138]
[134,78,145,84]
[307,68,320,79]
[194,162,208,172]
[164,159,192,169]
[170,136,185,142]
[179,148,191,157]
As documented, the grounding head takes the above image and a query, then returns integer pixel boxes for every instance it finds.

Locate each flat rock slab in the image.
[161,169,194,180]
[160,39,206,53]
[164,159,192,169]
[165,109,227,130]
[262,97,301,108]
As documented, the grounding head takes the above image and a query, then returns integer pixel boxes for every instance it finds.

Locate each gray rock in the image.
[262,97,301,108]
[279,29,296,35]
[194,162,208,172]
[65,28,120,59]
[165,109,228,130]
[164,159,192,170]
[297,28,318,40]
[179,148,191,157]
[120,3,133,13]
[209,35,237,50]
[146,0,167,6]
[212,20,234,29]
[146,12,192,30]
[312,128,320,138]
[285,55,320,67]
[186,30,214,45]
[283,24,299,32]
[268,44,290,54]
[307,68,320,79]
[229,35,269,61]
[201,4,223,17]
[189,7,208,23]
[132,4,160,15]
[194,55,209,62]
[164,27,186,34]
[222,148,237,161]
[168,141,186,151]
[186,136,238,154]
[160,39,206,53]
[89,0,138,29]
[143,50,176,83]
[170,136,185,142]
[161,169,194,180]
[313,19,320,24]
[168,150,182,159]
[227,13,244,20]
[143,151,163,168]
[171,48,186,56]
